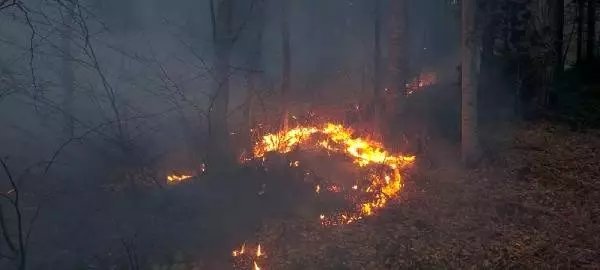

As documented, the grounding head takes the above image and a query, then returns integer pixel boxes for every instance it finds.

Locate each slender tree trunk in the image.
[209,0,234,166]
[373,0,382,136]
[244,0,265,151]
[554,0,564,79]
[587,0,596,64]
[281,0,291,131]
[61,1,75,138]
[461,0,480,166]
[577,0,584,64]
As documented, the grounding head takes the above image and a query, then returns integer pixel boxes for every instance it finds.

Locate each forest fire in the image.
[232,123,414,269]
[166,173,193,183]
[165,163,206,184]
[232,243,265,270]
[252,123,415,225]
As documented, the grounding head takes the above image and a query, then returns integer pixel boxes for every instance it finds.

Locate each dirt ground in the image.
[249,121,600,269]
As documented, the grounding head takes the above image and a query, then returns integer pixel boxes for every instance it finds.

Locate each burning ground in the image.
[224,121,600,269]
[13,117,600,269]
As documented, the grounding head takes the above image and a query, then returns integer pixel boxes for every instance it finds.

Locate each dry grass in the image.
[253,121,600,269]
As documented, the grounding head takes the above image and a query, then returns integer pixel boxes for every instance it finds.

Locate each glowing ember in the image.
[252,123,415,225]
[166,173,193,183]
[406,71,437,95]
[327,184,342,193]
[254,261,261,270]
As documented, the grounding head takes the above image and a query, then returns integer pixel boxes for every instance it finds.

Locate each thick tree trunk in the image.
[209,0,234,166]
[388,0,408,98]
[386,0,408,150]
[461,0,481,166]
[577,0,584,63]
[587,0,596,64]
[281,0,291,131]
[61,1,75,138]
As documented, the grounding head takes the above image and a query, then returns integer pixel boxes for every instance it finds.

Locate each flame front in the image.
[166,174,193,183]
[253,123,415,225]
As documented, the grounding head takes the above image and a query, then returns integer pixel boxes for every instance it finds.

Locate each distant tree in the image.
[372,0,383,137]
[281,0,291,131]
[461,0,481,165]
[208,0,235,166]
[554,0,565,78]
[586,0,596,65]
[577,0,585,63]
[244,0,265,151]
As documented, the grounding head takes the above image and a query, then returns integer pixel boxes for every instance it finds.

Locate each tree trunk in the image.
[388,0,408,98]
[61,1,75,139]
[587,0,596,64]
[209,0,235,166]
[554,0,564,79]
[461,0,481,166]
[244,0,265,151]
[387,0,408,122]
[281,0,291,131]
[373,0,382,137]
[577,0,584,64]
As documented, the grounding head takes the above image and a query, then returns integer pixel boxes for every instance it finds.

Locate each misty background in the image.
[0,0,463,268]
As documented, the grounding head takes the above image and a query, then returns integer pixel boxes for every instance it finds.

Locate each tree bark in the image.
[587,0,596,64]
[281,0,291,131]
[209,0,235,166]
[461,0,481,166]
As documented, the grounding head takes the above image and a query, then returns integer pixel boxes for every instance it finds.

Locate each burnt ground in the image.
[244,121,600,269]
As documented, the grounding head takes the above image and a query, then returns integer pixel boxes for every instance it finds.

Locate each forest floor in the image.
[249,121,600,269]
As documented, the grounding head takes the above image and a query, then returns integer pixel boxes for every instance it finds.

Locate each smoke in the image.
[0,0,464,268]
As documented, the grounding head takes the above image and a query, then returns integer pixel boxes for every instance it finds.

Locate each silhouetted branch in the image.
[0,158,26,270]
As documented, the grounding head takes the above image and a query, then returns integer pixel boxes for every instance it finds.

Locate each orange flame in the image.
[166,174,192,183]
[253,123,415,225]
[256,244,263,257]
[232,243,246,257]
[232,243,265,269]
